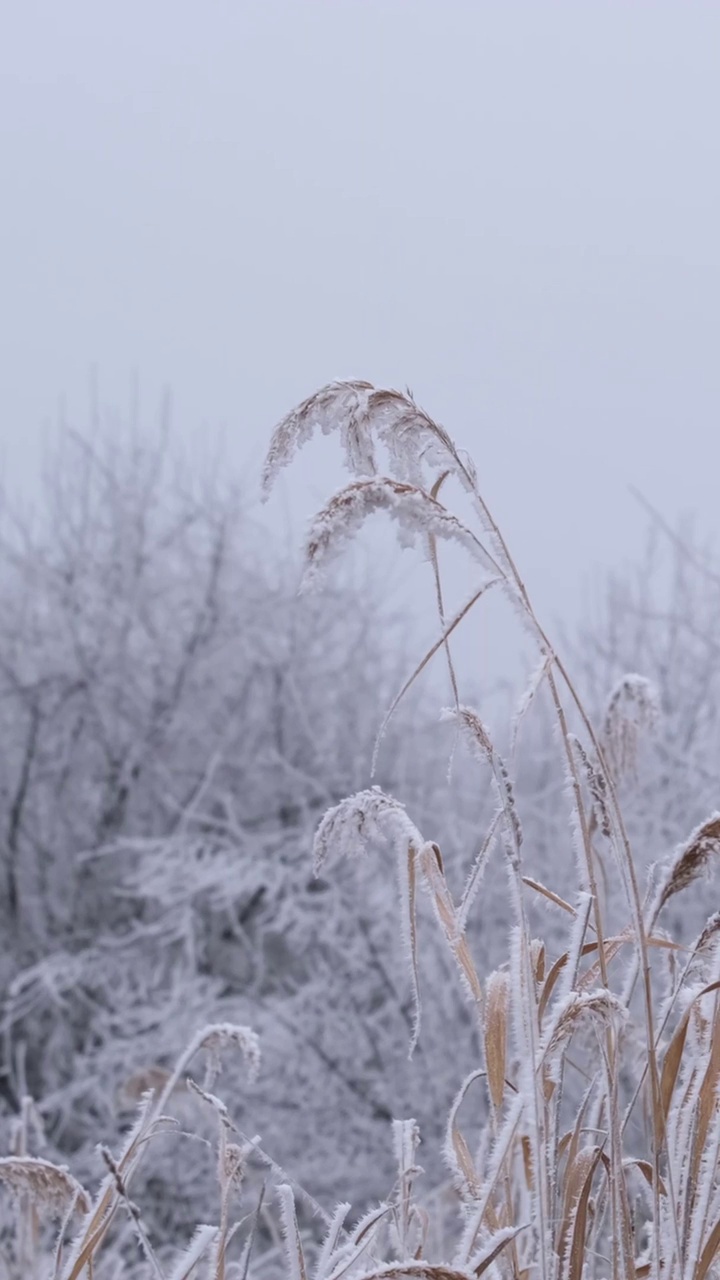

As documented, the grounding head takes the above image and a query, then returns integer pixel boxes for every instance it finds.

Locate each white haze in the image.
[1,3,719,678]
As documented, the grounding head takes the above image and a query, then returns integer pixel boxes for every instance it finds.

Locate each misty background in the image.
[1,6,720,1275]
[3,3,720,645]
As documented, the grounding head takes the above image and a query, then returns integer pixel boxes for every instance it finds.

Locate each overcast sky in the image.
[2,3,720,689]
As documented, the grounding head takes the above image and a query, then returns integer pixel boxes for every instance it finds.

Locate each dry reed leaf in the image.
[352,1202,393,1246]
[578,931,684,991]
[696,1213,720,1280]
[687,992,720,1199]
[411,1207,429,1261]
[522,877,577,917]
[450,1130,479,1204]
[577,939,627,991]
[538,932,669,1021]
[538,941,615,1025]
[623,1159,667,1198]
[430,471,450,501]
[530,938,546,986]
[393,1118,422,1258]
[558,1086,595,1227]
[538,951,570,1024]
[405,841,422,1054]
[457,813,502,933]
[455,1094,524,1264]
[483,971,509,1111]
[323,1206,392,1280]
[559,1146,602,1276]
[565,1146,604,1280]
[315,1202,351,1280]
[511,653,553,754]
[169,1224,219,1280]
[419,843,483,1009]
[427,470,461,717]
[372,581,501,777]
[479,1200,504,1237]
[520,1135,534,1192]
[660,980,720,1120]
[444,1071,484,1201]
[557,1131,573,1162]
[470,1223,528,1277]
[63,1215,116,1280]
[276,1184,308,1280]
[603,1146,634,1280]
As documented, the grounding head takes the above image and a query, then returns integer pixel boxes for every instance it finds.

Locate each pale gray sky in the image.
[2,3,720,687]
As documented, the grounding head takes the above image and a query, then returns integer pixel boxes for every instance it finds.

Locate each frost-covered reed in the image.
[3,381,719,1280]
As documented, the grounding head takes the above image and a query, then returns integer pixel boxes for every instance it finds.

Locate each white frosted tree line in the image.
[0,418,499,1249]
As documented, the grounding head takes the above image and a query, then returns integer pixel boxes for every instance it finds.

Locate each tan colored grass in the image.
[483,971,509,1112]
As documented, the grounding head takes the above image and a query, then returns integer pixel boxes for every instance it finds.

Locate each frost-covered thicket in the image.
[0,390,719,1279]
[0,423,504,1255]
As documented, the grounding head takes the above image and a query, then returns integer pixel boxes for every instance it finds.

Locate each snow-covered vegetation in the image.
[0,385,718,1279]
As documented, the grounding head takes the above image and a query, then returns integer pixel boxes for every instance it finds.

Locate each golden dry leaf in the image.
[484,970,509,1111]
